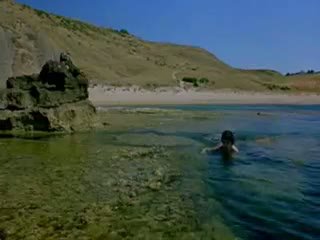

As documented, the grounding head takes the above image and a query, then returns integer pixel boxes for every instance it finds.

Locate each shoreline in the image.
[89,86,320,106]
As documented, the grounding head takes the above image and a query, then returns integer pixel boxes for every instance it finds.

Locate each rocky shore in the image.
[0,53,97,135]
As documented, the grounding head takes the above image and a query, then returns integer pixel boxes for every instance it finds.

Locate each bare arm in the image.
[201,143,222,154]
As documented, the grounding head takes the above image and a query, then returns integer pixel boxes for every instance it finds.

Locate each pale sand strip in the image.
[89,86,320,106]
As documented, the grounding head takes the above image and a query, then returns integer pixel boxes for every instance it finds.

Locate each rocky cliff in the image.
[0,53,97,134]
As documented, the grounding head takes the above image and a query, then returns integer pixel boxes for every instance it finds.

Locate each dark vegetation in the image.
[262,83,291,91]
[57,17,130,37]
[119,29,130,35]
[20,4,31,10]
[286,70,319,76]
[34,8,50,18]
[182,77,209,87]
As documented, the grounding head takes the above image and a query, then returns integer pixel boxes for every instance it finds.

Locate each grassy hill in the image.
[0,0,319,92]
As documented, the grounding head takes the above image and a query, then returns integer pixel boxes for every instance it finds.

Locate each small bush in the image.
[264,83,290,91]
[182,77,197,84]
[280,86,291,91]
[21,4,31,10]
[199,78,209,84]
[119,29,129,35]
[264,83,276,90]
[286,69,316,76]
[34,9,50,18]
[182,77,209,87]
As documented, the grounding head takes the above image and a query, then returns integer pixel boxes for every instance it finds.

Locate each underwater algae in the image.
[0,109,235,240]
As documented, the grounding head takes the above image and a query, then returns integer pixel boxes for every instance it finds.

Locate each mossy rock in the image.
[0,100,96,134]
[6,74,39,90]
[1,53,96,135]
[6,89,37,110]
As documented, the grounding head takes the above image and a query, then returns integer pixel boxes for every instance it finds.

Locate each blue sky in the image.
[17,0,319,73]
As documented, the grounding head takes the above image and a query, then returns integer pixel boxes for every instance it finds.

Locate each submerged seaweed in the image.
[0,129,234,239]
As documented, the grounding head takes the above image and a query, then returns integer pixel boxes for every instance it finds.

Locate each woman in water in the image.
[202,130,239,157]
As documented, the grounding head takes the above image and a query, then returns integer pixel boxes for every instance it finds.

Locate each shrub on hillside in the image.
[119,29,129,35]
[286,69,316,76]
[182,77,209,87]
[182,77,198,87]
[199,78,209,84]
[182,77,197,84]
[264,83,290,91]
[193,82,199,87]
[34,9,50,18]
[280,86,291,91]
[20,4,31,10]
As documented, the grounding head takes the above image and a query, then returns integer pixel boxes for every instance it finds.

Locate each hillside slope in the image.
[0,0,318,92]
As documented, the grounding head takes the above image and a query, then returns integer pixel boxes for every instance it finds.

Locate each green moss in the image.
[0,137,228,239]
[0,109,235,239]
[0,130,65,139]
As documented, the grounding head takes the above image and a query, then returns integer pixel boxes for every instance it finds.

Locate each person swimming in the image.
[202,130,239,157]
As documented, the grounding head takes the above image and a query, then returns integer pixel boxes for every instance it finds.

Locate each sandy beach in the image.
[89,85,320,106]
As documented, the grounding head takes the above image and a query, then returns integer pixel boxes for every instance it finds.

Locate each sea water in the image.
[0,105,319,239]
[127,104,320,239]
[154,104,320,240]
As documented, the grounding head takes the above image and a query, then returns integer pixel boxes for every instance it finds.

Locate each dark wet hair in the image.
[221,130,235,145]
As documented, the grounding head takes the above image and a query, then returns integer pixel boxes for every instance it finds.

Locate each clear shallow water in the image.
[212,115,319,239]
[144,105,320,240]
[1,105,319,239]
[118,105,320,239]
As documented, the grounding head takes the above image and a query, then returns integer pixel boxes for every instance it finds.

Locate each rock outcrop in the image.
[0,53,97,134]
